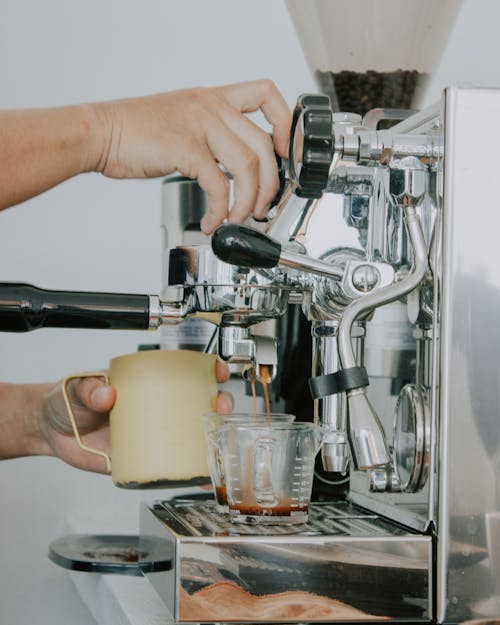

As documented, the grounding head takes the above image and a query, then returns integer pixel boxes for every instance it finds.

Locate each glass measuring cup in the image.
[204,413,295,513]
[209,421,323,524]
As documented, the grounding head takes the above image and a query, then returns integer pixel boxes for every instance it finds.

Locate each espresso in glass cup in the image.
[204,413,295,513]
[209,420,323,524]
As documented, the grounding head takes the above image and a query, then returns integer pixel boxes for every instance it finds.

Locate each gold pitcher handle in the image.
[61,372,111,473]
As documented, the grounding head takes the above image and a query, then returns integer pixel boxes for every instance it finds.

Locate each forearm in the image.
[0,382,53,459]
[0,105,105,211]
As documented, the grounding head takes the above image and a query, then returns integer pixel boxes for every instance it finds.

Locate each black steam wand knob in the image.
[212,224,344,280]
[211,223,281,269]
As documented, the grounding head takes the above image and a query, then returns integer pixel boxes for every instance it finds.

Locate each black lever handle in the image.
[0,283,150,332]
[211,224,281,269]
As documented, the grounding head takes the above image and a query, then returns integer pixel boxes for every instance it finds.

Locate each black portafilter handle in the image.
[0,283,150,332]
[211,224,282,269]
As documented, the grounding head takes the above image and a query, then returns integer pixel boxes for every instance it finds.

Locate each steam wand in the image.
[337,163,429,470]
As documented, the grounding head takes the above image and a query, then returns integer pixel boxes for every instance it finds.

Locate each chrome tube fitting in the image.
[148,294,187,329]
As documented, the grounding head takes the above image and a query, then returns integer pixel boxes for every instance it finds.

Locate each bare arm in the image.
[0,106,102,211]
[0,382,51,459]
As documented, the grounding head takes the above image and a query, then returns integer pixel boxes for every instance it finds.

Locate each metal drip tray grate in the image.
[153,499,413,538]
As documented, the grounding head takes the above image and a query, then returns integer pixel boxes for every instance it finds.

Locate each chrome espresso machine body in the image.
[139,87,500,623]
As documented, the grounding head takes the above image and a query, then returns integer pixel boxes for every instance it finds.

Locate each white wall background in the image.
[0,0,500,623]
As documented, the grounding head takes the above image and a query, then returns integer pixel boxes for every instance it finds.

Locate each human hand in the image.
[91,79,292,234]
[39,359,232,474]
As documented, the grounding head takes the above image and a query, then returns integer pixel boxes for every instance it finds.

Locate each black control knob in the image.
[211,224,281,269]
[289,94,334,199]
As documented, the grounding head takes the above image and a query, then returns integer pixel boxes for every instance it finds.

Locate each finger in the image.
[218,79,292,157]
[216,391,233,414]
[215,358,230,383]
[214,108,279,219]
[203,117,260,226]
[75,377,116,412]
[195,152,231,234]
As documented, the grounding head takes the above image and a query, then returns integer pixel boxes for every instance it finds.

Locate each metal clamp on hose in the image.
[309,365,369,399]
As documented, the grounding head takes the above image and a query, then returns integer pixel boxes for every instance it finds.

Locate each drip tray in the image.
[139,499,432,622]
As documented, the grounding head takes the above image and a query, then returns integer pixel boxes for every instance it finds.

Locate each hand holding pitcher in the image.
[41,351,231,481]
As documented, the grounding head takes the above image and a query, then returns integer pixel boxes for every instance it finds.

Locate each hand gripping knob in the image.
[289,94,334,199]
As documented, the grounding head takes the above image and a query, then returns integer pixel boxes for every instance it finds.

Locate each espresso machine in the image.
[135,82,500,623]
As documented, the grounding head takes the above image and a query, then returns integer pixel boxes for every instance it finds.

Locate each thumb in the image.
[75,377,116,412]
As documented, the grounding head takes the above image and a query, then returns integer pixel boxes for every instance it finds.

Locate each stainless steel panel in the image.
[437,87,500,623]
